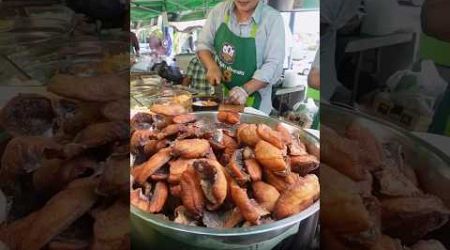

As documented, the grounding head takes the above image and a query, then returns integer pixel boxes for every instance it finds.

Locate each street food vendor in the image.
[197,0,285,114]
[130,32,140,57]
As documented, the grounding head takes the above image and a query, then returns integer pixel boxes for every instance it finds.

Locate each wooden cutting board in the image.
[218,104,244,113]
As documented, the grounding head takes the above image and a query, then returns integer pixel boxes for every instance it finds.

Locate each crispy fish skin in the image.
[0,136,62,187]
[0,211,40,250]
[236,124,261,147]
[257,124,284,149]
[149,182,169,213]
[92,201,130,250]
[97,154,129,196]
[33,157,97,194]
[48,74,128,102]
[217,111,240,125]
[244,159,262,182]
[227,149,250,185]
[193,159,228,211]
[290,155,320,176]
[101,99,129,121]
[221,134,239,165]
[73,121,129,149]
[346,120,384,171]
[321,125,365,181]
[275,124,292,145]
[150,104,186,117]
[180,167,205,217]
[264,170,299,192]
[230,182,260,225]
[168,159,195,184]
[20,177,99,250]
[130,129,155,154]
[273,174,320,220]
[130,188,150,212]
[132,147,172,185]
[172,114,197,124]
[254,140,287,172]
[172,139,210,159]
[252,181,280,212]
[156,124,186,140]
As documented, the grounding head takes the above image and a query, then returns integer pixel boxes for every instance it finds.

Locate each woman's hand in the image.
[206,65,223,86]
[228,86,248,105]
[198,50,222,86]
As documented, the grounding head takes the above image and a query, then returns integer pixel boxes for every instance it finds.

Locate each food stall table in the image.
[274,85,305,112]
[344,32,416,102]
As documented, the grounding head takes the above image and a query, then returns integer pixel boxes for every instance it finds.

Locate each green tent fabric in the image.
[131,0,223,21]
[131,0,319,21]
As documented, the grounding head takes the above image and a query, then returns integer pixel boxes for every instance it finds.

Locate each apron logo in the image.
[220,43,235,64]
[223,69,232,82]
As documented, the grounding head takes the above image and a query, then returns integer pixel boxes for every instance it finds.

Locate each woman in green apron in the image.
[196,0,285,114]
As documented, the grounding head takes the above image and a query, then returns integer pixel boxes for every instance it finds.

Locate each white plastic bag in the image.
[386,60,448,115]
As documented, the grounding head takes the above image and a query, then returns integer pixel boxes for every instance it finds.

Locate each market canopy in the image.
[131,0,223,21]
[131,0,320,21]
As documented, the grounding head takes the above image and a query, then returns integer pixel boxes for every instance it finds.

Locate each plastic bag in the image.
[386,60,448,115]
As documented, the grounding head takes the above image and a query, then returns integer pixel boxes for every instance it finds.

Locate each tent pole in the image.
[166,0,190,11]
[131,2,160,14]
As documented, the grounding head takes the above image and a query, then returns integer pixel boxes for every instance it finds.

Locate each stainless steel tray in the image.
[322,103,450,207]
[131,111,320,250]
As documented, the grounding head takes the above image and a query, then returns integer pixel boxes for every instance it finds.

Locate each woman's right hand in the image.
[206,66,222,86]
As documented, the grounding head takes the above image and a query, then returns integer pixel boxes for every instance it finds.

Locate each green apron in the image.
[213,13,261,109]
[420,34,450,135]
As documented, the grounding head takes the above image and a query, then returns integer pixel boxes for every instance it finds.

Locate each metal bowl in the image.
[131,111,320,250]
[192,96,220,112]
[321,103,450,207]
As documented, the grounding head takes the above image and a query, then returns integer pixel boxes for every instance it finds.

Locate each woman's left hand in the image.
[227,86,248,105]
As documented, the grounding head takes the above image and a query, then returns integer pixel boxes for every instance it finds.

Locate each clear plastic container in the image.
[150,89,192,112]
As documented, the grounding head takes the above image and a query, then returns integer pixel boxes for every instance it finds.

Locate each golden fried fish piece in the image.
[273,174,320,220]
[254,140,287,172]
[230,181,268,225]
[97,154,129,196]
[48,74,128,102]
[172,114,197,124]
[92,201,130,250]
[252,181,280,212]
[20,177,99,250]
[236,124,261,147]
[132,147,172,185]
[0,136,62,187]
[321,125,365,181]
[101,98,129,121]
[180,167,205,218]
[150,104,186,117]
[257,124,284,149]
[194,159,228,211]
[172,139,210,159]
[290,154,320,176]
[275,123,292,145]
[73,121,129,149]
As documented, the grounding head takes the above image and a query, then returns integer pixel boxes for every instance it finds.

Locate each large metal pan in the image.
[321,103,450,207]
[131,111,320,250]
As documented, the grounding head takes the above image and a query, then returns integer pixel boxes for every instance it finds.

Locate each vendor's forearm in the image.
[197,50,219,71]
[244,79,267,95]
